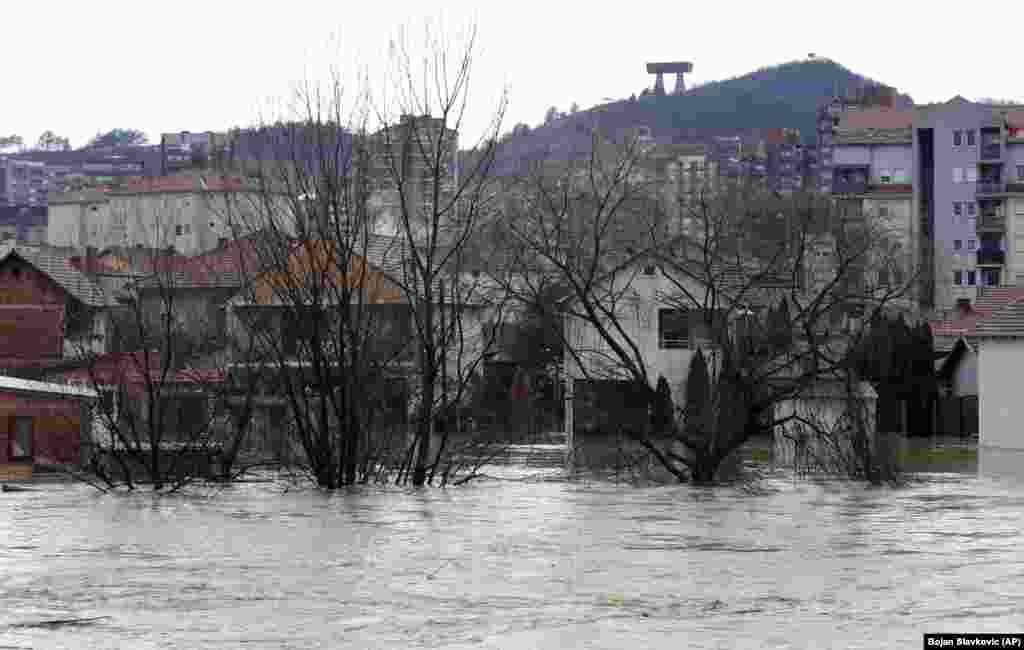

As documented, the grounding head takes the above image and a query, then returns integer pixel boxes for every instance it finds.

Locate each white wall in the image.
[563,268,711,405]
[979,338,1024,449]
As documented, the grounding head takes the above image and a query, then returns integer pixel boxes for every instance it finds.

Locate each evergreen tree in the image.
[684,349,710,438]
[651,375,674,435]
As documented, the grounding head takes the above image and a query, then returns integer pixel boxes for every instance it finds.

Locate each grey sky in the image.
[6,0,1021,149]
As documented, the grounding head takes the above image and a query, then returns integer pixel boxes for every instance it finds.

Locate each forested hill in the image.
[493,58,912,174]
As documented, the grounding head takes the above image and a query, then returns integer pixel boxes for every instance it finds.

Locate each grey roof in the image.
[0,245,108,307]
[975,298,1024,338]
[363,234,408,277]
[832,128,912,145]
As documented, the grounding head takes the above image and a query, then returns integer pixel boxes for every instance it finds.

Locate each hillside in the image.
[494,58,912,173]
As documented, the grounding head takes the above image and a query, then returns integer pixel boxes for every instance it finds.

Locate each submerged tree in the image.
[215,20,509,488]
[499,129,920,483]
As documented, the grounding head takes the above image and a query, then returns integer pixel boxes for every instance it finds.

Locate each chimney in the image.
[956,298,972,317]
[85,246,98,274]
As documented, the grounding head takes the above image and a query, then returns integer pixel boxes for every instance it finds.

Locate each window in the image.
[967,130,976,146]
[1017,165,1024,180]
[878,204,889,217]
[953,130,962,146]
[954,270,963,285]
[954,202,962,216]
[954,239,963,251]
[10,417,33,461]
[878,168,892,184]
[953,167,964,183]
[175,224,183,236]
[658,309,690,349]
[968,239,976,250]
[968,270,977,286]
[967,167,978,183]
[968,202,976,216]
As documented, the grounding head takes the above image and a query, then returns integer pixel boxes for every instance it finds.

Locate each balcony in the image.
[977,249,1005,266]
[976,181,1006,196]
[976,212,1006,232]
[980,143,1002,161]
[832,166,869,195]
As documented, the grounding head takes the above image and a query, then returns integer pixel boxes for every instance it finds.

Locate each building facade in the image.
[831,98,1024,313]
[0,157,49,206]
[47,175,261,255]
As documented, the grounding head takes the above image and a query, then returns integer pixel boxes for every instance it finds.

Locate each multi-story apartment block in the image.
[0,158,50,206]
[765,128,806,195]
[831,97,1024,313]
[47,174,261,255]
[160,131,232,174]
[817,84,900,194]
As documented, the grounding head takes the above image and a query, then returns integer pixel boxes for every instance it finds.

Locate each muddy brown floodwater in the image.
[2,441,1024,649]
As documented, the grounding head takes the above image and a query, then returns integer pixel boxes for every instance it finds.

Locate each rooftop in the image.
[0,244,108,307]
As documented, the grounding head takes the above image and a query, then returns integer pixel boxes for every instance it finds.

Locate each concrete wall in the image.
[979,338,1024,449]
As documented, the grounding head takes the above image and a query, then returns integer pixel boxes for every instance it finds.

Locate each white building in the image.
[47,175,263,255]
[976,297,1024,450]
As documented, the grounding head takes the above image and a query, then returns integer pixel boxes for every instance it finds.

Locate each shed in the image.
[0,375,97,482]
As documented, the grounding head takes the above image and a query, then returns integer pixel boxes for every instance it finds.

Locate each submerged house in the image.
[0,245,112,377]
[0,375,96,482]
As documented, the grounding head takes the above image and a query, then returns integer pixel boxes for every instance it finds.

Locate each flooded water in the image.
[2,440,1024,649]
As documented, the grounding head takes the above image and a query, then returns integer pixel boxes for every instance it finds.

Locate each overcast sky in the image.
[5,0,1022,149]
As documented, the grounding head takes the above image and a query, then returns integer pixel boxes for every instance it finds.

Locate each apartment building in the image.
[831,97,1024,313]
[47,174,261,255]
[0,157,49,206]
[817,84,901,194]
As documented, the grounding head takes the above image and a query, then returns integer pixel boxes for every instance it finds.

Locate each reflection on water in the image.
[2,439,1023,649]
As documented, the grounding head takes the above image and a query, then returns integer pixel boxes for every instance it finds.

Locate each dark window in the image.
[953,271,963,286]
[658,309,690,349]
[10,417,33,461]
[967,130,976,146]
[968,202,976,216]
[878,204,889,218]
[1017,165,1024,180]
[967,270,977,286]
[953,130,962,146]
[954,240,963,251]
[954,202,962,216]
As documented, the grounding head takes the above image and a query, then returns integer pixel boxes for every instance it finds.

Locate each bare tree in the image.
[498,130,919,484]
[59,261,250,491]
[372,22,509,486]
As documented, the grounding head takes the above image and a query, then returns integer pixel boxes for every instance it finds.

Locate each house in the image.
[0,244,113,376]
[975,296,1024,450]
[928,286,1024,435]
[561,250,792,440]
[225,234,496,446]
[0,375,96,482]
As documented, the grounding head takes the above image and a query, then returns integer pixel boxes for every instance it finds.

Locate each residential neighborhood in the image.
[3,8,1024,645]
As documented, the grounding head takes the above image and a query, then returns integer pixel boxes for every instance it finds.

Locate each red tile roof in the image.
[929,287,1024,340]
[115,175,250,195]
[838,109,914,131]
[138,236,263,290]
